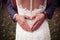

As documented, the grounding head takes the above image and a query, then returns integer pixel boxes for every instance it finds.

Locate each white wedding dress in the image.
[15,0,51,40]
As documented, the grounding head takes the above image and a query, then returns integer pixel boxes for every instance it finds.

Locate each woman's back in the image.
[15,0,51,40]
[16,0,46,11]
[16,0,47,27]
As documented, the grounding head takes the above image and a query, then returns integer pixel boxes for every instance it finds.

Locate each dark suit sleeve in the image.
[6,0,17,21]
[45,0,56,19]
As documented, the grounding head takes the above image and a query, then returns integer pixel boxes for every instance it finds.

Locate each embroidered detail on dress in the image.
[16,0,47,27]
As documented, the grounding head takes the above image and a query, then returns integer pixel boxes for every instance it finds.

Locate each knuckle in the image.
[21,21,25,25]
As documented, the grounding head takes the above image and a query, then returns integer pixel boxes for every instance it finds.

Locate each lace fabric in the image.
[16,0,47,14]
[15,0,51,40]
[16,0,47,27]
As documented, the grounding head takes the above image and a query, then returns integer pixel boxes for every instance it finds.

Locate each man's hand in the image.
[31,13,46,32]
[15,14,31,32]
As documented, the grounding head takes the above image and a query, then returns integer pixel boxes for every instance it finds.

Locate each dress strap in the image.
[30,0,32,12]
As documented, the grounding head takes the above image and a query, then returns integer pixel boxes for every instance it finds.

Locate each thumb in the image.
[31,14,36,19]
[24,15,30,19]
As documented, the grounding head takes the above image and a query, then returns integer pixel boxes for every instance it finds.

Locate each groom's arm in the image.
[7,0,31,31]
[7,0,17,22]
[31,0,57,31]
[44,0,56,19]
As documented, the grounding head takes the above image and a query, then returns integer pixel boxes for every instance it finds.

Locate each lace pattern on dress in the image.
[16,0,47,27]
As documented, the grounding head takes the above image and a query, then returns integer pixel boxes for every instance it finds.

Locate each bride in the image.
[15,0,51,40]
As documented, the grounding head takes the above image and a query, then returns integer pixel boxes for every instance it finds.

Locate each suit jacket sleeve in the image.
[7,0,17,21]
[45,0,56,19]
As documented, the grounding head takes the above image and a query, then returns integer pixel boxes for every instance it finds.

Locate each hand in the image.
[31,13,46,32]
[15,14,31,32]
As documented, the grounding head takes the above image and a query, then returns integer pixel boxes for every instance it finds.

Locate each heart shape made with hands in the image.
[25,13,45,30]
[25,15,36,28]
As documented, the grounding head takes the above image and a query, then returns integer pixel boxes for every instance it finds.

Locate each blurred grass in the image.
[0,6,15,40]
[0,5,60,40]
[48,7,60,40]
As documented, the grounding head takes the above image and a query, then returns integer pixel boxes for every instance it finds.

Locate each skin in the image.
[15,13,46,32]
[15,0,46,32]
[31,13,46,32]
[15,14,31,32]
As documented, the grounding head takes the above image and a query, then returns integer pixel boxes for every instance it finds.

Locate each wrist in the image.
[43,11,47,18]
[15,14,19,21]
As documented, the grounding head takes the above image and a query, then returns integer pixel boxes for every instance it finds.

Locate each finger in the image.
[32,20,39,29]
[31,14,36,19]
[32,20,41,31]
[33,17,38,24]
[20,21,31,32]
[33,18,45,31]
[31,19,38,30]
[32,17,42,30]
[24,15,30,19]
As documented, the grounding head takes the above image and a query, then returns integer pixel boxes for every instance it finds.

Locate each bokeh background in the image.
[0,0,60,40]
